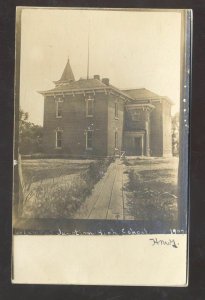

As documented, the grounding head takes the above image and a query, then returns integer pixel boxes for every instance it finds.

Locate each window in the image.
[115,102,118,118]
[86,96,94,117]
[86,130,93,149]
[132,111,141,121]
[56,100,63,118]
[115,131,118,149]
[56,130,62,148]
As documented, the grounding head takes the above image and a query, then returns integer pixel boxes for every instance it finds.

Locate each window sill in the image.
[56,116,62,119]
[115,117,119,120]
[55,147,62,150]
[86,148,93,150]
[86,115,93,118]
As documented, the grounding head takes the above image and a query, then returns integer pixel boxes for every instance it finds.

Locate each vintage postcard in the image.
[12,8,191,286]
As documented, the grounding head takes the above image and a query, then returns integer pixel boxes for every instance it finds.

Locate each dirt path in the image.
[73,159,131,220]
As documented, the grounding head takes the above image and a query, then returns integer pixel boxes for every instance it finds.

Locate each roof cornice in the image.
[38,86,134,101]
[126,103,155,110]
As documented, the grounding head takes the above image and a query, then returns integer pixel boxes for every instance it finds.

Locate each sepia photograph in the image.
[13,8,189,235]
[11,7,191,286]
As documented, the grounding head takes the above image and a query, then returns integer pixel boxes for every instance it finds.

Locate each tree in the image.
[19,108,43,154]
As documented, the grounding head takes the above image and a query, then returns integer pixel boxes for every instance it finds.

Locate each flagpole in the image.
[87,21,90,80]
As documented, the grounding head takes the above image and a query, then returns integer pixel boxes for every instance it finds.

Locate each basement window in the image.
[56,100,63,118]
[86,130,93,150]
[56,130,63,149]
[86,96,94,117]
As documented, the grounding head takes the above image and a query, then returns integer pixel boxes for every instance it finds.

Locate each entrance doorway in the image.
[134,137,143,156]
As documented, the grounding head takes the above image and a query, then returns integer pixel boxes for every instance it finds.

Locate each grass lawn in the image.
[20,158,112,218]
[22,159,94,184]
[124,157,179,225]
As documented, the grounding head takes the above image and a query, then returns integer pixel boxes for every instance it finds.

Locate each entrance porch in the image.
[123,131,150,156]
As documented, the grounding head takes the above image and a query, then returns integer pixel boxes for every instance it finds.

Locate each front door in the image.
[134,137,142,156]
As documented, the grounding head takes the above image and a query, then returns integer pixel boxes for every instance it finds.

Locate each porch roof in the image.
[126,103,155,110]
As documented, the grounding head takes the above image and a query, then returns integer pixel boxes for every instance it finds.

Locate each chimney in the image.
[94,74,100,80]
[102,78,109,85]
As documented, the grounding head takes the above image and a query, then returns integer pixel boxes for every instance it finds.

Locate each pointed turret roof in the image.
[54,57,75,85]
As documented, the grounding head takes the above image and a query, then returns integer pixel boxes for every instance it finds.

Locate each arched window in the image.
[86,130,93,150]
[132,110,141,121]
[56,98,63,118]
[115,131,118,149]
[115,102,118,118]
[86,95,94,117]
[55,128,63,149]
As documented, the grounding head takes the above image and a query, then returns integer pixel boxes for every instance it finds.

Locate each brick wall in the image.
[123,108,150,156]
[42,92,172,158]
[43,92,108,157]
[150,99,172,157]
[124,108,147,131]
[150,101,163,157]
[107,94,124,156]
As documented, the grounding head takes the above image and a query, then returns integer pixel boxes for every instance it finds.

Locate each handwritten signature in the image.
[149,237,179,248]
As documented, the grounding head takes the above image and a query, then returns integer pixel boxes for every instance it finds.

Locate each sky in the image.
[19,8,182,125]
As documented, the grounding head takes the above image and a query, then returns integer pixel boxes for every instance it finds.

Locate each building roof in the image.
[122,88,161,100]
[39,57,133,100]
[54,58,75,84]
[122,88,173,104]
[39,78,134,100]
[44,78,107,92]
[39,59,172,103]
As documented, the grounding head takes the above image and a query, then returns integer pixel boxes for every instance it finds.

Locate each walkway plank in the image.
[106,163,124,220]
[88,163,117,219]
[73,163,115,219]
[73,159,127,220]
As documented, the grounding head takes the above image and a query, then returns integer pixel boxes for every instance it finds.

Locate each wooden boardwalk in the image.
[73,159,132,220]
